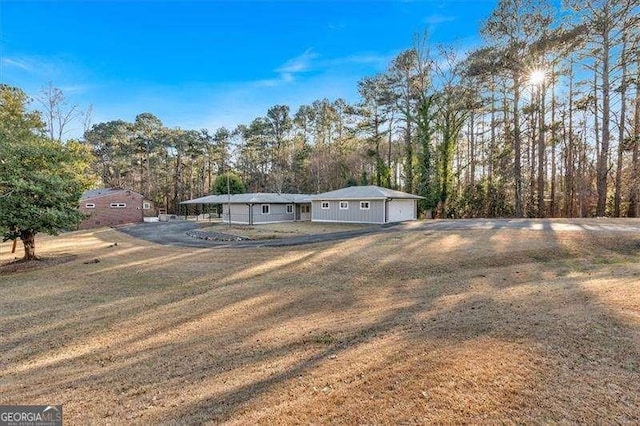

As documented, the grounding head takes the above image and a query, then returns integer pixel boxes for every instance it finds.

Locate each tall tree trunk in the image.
[174,152,182,213]
[537,83,546,217]
[207,156,212,193]
[564,63,576,217]
[614,30,628,216]
[502,85,511,212]
[139,152,145,195]
[550,69,557,217]
[488,85,496,187]
[387,117,393,171]
[404,118,413,193]
[374,111,382,186]
[628,51,640,217]
[20,231,38,261]
[580,119,590,217]
[513,73,523,217]
[596,23,611,216]
[529,98,537,217]
[469,111,476,187]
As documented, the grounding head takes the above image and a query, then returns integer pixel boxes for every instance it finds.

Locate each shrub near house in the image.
[79,188,154,229]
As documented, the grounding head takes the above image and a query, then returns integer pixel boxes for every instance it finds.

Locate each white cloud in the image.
[275,49,319,74]
[2,57,33,72]
[423,14,457,26]
[328,22,347,31]
[252,49,320,87]
[1,55,74,83]
[324,52,396,70]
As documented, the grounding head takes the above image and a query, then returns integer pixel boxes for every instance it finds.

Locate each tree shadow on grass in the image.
[2,228,640,423]
[0,254,77,275]
[165,228,640,423]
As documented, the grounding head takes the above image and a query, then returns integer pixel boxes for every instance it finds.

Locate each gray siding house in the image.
[181,185,421,225]
[311,185,422,224]
[182,193,311,225]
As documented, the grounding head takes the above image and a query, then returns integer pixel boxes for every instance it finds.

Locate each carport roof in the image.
[311,185,423,200]
[181,193,312,205]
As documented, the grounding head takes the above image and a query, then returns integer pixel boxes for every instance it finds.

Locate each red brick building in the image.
[79,188,155,229]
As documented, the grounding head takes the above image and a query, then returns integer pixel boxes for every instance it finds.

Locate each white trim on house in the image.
[321,201,330,209]
[360,201,370,210]
[85,203,96,209]
[254,219,299,224]
[261,204,270,214]
[225,219,300,225]
[143,202,151,210]
[286,204,293,214]
[339,201,349,210]
[311,219,384,224]
[110,203,126,208]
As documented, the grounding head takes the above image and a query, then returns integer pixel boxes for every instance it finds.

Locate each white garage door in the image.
[387,199,415,222]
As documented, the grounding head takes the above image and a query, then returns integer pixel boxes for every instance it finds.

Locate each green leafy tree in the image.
[0,85,92,260]
[211,172,246,195]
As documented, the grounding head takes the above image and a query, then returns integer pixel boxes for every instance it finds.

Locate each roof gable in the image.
[81,188,144,200]
[311,185,423,200]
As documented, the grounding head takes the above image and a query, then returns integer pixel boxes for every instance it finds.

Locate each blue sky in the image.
[0,0,495,138]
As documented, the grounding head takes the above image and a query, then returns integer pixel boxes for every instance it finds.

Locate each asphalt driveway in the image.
[116,221,391,248]
[117,218,640,248]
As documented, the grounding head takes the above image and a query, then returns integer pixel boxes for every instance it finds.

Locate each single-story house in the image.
[181,193,312,225]
[79,188,155,229]
[181,185,421,226]
[311,185,422,224]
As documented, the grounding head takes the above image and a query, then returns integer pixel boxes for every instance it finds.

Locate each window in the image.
[301,205,310,213]
[321,201,330,209]
[360,201,370,210]
[143,202,151,210]
[85,203,96,209]
[339,201,349,210]
[261,204,270,214]
[110,203,126,208]
[286,204,293,214]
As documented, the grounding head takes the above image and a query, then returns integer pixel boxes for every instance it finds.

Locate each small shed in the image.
[311,185,422,224]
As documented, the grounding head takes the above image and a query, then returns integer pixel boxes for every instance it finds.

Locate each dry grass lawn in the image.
[202,221,373,240]
[1,226,639,423]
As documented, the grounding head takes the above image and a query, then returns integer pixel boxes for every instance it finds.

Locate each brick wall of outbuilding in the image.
[79,190,147,229]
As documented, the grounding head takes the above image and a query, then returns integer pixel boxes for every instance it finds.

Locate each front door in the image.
[299,203,311,221]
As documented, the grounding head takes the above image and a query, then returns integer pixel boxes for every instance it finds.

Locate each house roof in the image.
[181,193,312,205]
[81,188,143,200]
[311,185,424,200]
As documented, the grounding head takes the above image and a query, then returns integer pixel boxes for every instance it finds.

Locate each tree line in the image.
[18,0,640,218]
